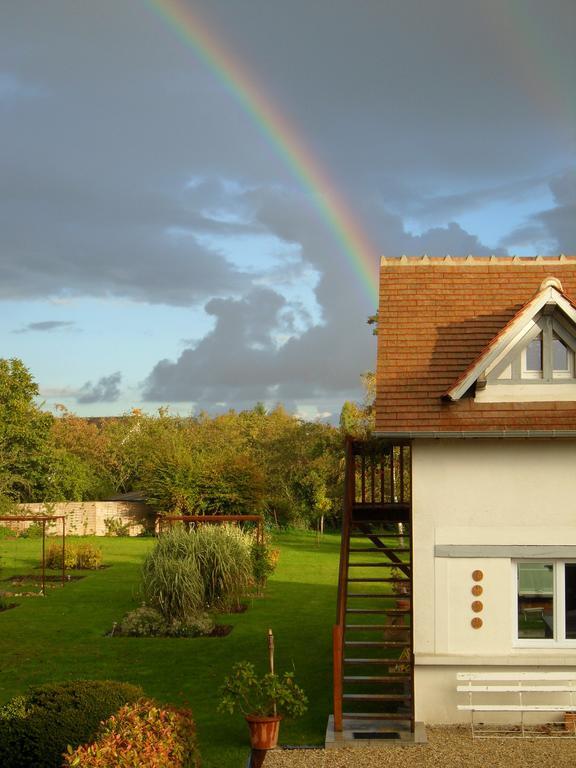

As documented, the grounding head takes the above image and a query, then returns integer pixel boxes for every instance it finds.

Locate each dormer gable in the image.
[445,277,576,403]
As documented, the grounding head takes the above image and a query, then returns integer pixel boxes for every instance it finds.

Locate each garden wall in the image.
[11,501,156,537]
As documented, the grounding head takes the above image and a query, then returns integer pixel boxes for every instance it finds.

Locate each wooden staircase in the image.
[333,438,414,732]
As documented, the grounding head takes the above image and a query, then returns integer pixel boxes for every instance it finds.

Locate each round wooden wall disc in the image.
[471,617,483,629]
[472,570,483,582]
[471,600,483,613]
[471,585,483,596]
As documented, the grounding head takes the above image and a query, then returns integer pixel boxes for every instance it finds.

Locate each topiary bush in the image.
[0,680,143,768]
[63,699,200,768]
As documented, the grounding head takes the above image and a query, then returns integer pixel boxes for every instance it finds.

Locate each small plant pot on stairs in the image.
[245,714,282,749]
[564,712,576,733]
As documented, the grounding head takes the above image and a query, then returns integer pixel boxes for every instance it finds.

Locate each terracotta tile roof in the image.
[375,256,576,436]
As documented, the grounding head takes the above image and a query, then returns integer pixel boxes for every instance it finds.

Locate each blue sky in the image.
[0,1,574,419]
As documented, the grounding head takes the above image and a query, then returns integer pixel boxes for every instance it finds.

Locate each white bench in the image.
[457,672,576,738]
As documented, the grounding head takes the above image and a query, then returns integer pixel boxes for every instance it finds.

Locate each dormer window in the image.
[516,316,576,383]
[517,318,576,382]
[445,278,576,404]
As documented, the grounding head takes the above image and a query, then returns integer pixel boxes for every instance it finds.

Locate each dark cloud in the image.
[13,320,75,334]
[0,165,250,306]
[144,187,500,408]
[77,372,122,404]
[0,2,573,415]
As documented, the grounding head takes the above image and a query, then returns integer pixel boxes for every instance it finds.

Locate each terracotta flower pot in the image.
[395,598,411,612]
[564,712,576,733]
[245,714,282,749]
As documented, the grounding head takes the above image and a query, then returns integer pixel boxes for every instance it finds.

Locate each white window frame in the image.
[514,560,576,648]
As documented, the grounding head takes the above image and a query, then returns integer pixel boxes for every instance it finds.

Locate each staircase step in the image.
[345,640,410,648]
[349,547,411,553]
[342,712,412,721]
[344,675,411,683]
[345,608,389,614]
[347,593,412,599]
[343,693,411,702]
[348,576,410,582]
[345,624,409,631]
[348,562,405,567]
[344,658,411,665]
[347,577,396,583]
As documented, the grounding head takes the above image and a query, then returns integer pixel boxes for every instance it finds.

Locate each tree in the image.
[339,371,376,437]
[0,358,55,502]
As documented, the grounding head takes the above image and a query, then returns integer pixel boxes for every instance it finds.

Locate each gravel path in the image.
[263,727,576,768]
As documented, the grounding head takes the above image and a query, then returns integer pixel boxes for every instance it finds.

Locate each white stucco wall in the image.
[411,438,576,722]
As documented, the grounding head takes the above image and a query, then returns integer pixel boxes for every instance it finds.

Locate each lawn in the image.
[0,531,340,768]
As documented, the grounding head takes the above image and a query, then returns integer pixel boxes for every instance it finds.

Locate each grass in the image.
[0,531,341,768]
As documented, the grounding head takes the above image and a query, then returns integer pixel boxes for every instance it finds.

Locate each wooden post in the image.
[62,516,66,586]
[41,519,46,596]
[268,628,276,716]
[333,625,343,732]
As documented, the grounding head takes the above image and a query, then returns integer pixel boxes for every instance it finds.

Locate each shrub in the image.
[19,522,43,538]
[0,680,143,768]
[116,606,215,638]
[63,699,200,768]
[45,543,102,570]
[142,524,253,620]
[251,540,279,592]
[75,543,102,569]
[103,516,131,536]
[46,543,76,570]
[0,525,17,539]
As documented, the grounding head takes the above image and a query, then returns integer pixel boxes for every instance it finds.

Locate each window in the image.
[514,315,576,382]
[516,561,576,645]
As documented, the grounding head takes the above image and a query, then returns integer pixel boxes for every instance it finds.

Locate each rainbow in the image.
[144,0,379,306]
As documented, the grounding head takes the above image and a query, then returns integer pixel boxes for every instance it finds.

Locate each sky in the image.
[1,0,575,421]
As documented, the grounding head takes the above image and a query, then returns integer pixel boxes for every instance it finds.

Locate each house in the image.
[332,255,576,736]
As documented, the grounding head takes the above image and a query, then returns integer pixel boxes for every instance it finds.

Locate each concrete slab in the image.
[325,715,427,748]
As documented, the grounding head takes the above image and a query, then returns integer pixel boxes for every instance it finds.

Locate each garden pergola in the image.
[0,515,66,595]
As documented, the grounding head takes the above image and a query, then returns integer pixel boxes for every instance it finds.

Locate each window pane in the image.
[566,564,576,640]
[517,563,553,639]
[525,336,542,372]
[553,336,569,371]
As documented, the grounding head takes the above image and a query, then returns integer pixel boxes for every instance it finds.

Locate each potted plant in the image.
[218,661,307,750]
[390,566,411,611]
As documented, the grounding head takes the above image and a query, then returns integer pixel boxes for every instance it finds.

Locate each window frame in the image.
[514,560,576,648]
[489,313,576,385]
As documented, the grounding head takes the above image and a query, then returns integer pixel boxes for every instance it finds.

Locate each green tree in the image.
[0,358,54,502]
[339,371,375,437]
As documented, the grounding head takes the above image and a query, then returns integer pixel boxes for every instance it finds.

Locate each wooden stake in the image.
[268,629,276,716]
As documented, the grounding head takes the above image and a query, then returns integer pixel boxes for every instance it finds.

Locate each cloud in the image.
[13,320,75,334]
[0,166,250,306]
[500,169,576,253]
[144,185,501,409]
[77,372,122,404]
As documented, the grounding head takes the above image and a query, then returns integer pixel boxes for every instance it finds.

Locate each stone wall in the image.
[8,501,156,537]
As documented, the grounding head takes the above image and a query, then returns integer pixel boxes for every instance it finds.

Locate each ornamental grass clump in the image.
[141,523,253,622]
[192,523,253,611]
